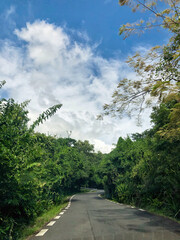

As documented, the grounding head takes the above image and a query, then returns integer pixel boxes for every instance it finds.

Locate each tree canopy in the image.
[95,1,180,221]
[0,82,102,239]
[99,99,180,219]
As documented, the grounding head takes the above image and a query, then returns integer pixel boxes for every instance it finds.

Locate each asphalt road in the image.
[30,190,180,240]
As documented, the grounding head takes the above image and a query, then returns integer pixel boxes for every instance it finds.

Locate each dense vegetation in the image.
[99,0,180,223]
[1,81,179,240]
[0,86,102,239]
[101,97,180,219]
[0,87,179,240]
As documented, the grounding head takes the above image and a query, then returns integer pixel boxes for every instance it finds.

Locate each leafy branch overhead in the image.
[119,0,180,38]
[100,0,180,122]
[29,104,63,131]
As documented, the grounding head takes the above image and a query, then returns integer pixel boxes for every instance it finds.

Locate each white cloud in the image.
[0,20,151,153]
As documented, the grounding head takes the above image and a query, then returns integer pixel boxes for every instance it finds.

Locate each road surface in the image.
[30,190,180,240]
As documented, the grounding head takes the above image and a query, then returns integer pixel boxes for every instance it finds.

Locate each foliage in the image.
[29,104,62,131]
[0,83,102,239]
[119,0,180,37]
[100,98,180,219]
[98,2,180,219]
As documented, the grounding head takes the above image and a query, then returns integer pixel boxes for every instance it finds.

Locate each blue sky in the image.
[0,0,170,152]
[1,0,168,57]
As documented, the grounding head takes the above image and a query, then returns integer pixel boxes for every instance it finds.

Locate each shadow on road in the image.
[93,196,104,200]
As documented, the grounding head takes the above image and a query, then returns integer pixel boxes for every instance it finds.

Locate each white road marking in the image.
[131,206,135,208]
[36,196,76,237]
[70,195,75,201]
[64,195,74,212]
[36,229,48,236]
[47,221,56,226]
[139,209,145,211]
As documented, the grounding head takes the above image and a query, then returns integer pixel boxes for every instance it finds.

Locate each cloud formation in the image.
[0,20,151,152]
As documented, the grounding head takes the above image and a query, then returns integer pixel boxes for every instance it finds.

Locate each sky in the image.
[0,0,169,153]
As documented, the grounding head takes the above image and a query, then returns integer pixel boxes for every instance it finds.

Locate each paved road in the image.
[30,190,180,240]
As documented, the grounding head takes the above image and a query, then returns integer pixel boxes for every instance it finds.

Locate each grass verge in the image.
[19,199,69,240]
[142,205,180,225]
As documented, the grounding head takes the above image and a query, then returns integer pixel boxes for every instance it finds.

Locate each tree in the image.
[100,0,179,120]
[96,1,180,219]
[99,108,180,218]
[0,81,63,239]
